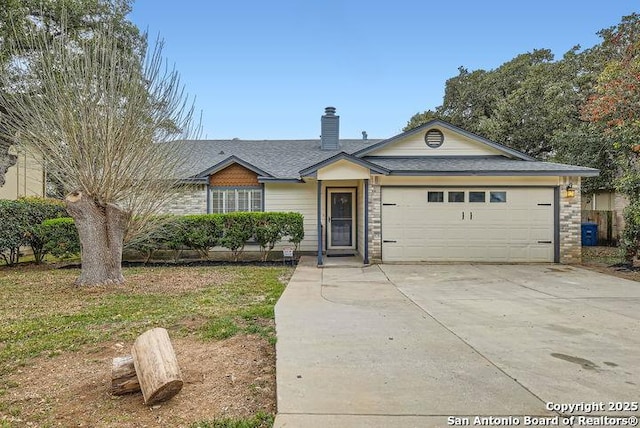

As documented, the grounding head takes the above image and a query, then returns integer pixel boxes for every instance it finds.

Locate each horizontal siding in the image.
[0,148,44,200]
[370,126,504,157]
[265,181,318,252]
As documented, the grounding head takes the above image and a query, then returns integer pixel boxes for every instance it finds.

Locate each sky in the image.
[129,1,636,140]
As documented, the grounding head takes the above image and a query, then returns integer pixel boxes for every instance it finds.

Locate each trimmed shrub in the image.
[125,216,182,263]
[254,212,285,261]
[36,211,305,263]
[0,200,27,265]
[38,218,80,260]
[21,198,68,263]
[283,212,304,250]
[179,214,224,258]
[220,212,256,261]
[0,198,68,265]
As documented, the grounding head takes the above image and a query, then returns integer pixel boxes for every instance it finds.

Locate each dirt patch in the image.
[581,246,640,282]
[2,335,275,427]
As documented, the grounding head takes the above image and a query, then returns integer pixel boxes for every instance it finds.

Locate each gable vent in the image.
[425,128,444,148]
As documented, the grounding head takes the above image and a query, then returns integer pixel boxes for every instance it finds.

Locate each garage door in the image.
[381,187,555,262]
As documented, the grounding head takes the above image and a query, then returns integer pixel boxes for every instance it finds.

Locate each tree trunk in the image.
[65,191,128,285]
[131,328,183,405]
[111,355,141,395]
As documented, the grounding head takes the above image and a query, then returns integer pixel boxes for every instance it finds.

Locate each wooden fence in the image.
[581,210,618,246]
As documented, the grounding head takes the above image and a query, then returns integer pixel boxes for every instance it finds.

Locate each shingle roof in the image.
[167,138,598,180]
[170,139,380,179]
[365,156,599,176]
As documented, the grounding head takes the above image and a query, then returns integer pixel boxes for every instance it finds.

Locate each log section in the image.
[131,328,183,405]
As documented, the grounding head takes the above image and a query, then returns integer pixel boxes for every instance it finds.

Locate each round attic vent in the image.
[425,128,444,148]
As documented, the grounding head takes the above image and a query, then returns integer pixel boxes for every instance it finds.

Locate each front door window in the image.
[330,191,353,247]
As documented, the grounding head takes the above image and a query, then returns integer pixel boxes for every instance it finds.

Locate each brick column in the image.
[559,177,582,264]
[368,181,382,263]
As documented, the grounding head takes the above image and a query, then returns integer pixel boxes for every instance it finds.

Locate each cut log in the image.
[131,328,183,405]
[111,355,141,395]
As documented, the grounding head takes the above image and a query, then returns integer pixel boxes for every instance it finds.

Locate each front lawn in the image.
[0,264,292,427]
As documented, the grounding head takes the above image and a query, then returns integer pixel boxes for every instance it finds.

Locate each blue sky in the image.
[129,1,636,140]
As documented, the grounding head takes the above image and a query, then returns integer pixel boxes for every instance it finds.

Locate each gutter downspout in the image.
[317,180,323,266]
[206,183,211,214]
[363,179,369,264]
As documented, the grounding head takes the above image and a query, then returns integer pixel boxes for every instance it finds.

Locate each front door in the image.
[328,188,356,249]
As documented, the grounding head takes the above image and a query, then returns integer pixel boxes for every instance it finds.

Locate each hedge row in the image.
[42,212,305,262]
[0,198,69,265]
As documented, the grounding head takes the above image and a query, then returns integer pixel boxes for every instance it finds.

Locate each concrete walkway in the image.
[274,259,640,427]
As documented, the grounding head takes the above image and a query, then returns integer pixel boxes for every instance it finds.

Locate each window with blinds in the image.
[210,188,262,213]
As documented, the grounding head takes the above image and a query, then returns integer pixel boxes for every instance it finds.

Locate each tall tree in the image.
[0,23,196,285]
[403,109,441,132]
[0,0,142,189]
[581,13,640,263]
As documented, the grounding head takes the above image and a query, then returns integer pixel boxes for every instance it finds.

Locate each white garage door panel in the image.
[381,187,555,262]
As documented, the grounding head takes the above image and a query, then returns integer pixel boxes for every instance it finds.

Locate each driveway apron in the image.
[274,258,619,427]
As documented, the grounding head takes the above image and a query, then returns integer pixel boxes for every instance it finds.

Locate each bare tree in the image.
[0,25,196,285]
[0,0,144,192]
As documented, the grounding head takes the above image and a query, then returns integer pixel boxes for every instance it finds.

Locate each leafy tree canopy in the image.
[405,14,640,194]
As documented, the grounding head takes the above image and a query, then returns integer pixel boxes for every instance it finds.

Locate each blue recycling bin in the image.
[581,222,598,246]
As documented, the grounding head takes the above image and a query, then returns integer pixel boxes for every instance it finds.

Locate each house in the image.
[167,107,598,265]
[0,146,45,200]
[582,189,627,243]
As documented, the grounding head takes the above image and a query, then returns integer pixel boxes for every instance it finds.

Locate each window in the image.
[448,191,465,203]
[210,188,262,213]
[427,191,444,202]
[469,191,486,203]
[490,191,507,203]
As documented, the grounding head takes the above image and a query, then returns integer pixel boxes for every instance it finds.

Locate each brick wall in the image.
[161,184,207,215]
[560,177,582,264]
[368,181,382,262]
[209,164,258,187]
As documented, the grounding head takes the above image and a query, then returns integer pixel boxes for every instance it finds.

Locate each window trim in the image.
[490,191,507,203]
[427,191,444,203]
[448,191,465,203]
[210,186,263,214]
[469,191,486,203]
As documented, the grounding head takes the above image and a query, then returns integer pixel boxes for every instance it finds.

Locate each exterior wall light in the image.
[566,183,576,198]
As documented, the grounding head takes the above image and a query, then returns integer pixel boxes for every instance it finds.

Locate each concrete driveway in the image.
[274,259,640,427]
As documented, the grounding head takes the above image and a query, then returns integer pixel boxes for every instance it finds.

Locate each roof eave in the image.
[387,169,600,177]
[258,177,304,183]
[179,177,208,183]
[353,119,536,161]
[195,155,274,178]
[299,151,390,176]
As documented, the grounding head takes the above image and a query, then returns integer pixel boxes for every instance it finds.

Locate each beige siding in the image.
[379,176,560,187]
[265,181,318,252]
[317,160,370,180]
[0,147,44,200]
[370,126,505,157]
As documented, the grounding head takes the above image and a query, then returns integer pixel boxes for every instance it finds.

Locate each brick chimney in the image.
[320,106,339,150]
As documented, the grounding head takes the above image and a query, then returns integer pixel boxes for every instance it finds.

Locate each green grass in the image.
[0,265,292,378]
[192,411,274,428]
